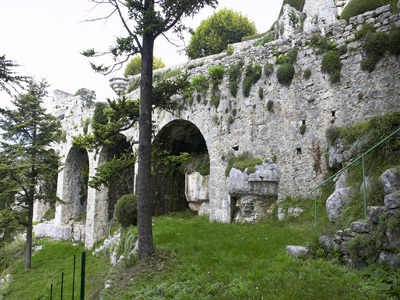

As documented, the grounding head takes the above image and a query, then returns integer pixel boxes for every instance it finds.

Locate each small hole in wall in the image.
[296,147,302,155]
[331,111,336,117]
[232,145,239,151]
[302,120,306,125]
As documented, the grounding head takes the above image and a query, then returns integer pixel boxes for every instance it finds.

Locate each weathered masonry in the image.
[34,1,400,248]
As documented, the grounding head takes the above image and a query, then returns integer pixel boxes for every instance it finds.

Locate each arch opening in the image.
[152,120,209,216]
[63,146,89,221]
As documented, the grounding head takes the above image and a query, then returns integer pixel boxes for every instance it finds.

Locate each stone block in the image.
[381,168,400,195]
[367,206,386,223]
[378,251,400,269]
[286,245,309,258]
[384,192,400,210]
[326,188,352,222]
[375,4,392,16]
[350,221,374,233]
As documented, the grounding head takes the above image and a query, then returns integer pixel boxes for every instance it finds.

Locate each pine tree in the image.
[0,79,61,270]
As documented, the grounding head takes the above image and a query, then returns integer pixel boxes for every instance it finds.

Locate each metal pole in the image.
[80,252,86,300]
[314,191,317,236]
[72,255,76,300]
[61,272,64,300]
[50,283,53,300]
[362,156,367,220]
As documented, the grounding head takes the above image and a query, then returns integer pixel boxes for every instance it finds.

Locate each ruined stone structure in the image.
[34,1,400,248]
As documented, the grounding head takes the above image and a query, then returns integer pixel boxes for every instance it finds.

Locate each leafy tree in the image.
[124,56,165,77]
[187,8,256,59]
[81,0,217,258]
[0,80,61,270]
[0,55,26,95]
[75,88,96,102]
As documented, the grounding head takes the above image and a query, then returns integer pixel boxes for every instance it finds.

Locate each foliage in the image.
[264,63,274,77]
[226,45,234,56]
[0,79,61,269]
[191,74,209,96]
[0,239,25,274]
[275,54,288,64]
[183,153,210,176]
[303,68,312,79]
[330,70,342,84]
[322,50,342,74]
[242,64,262,97]
[226,152,263,176]
[355,23,374,40]
[258,87,264,99]
[242,31,267,42]
[299,124,306,135]
[126,76,140,93]
[365,32,388,60]
[279,0,303,17]
[277,63,295,86]
[208,65,225,85]
[116,194,138,228]
[338,45,348,55]
[287,47,299,64]
[325,126,341,143]
[163,69,183,80]
[361,264,400,298]
[82,118,90,134]
[93,102,108,126]
[124,56,165,77]
[74,88,96,102]
[267,100,274,112]
[187,8,256,59]
[253,32,275,46]
[361,57,378,72]
[0,55,26,95]
[388,27,400,55]
[340,0,398,23]
[227,61,243,97]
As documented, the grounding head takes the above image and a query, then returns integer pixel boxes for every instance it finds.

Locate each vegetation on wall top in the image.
[340,0,399,23]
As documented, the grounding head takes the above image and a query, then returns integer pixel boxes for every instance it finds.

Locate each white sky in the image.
[0,0,283,106]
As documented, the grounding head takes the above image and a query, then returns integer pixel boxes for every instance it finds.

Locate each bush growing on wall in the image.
[276,63,295,86]
[116,194,138,228]
[287,47,299,64]
[322,50,342,74]
[388,27,400,55]
[365,32,388,59]
[340,0,398,23]
[242,64,262,97]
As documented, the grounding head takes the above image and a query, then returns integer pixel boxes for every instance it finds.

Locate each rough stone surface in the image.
[319,235,338,251]
[326,188,352,222]
[350,221,374,233]
[286,245,309,258]
[378,251,400,269]
[33,220,72,241]
[384,192,400,210]
[381,168,400,195]
[367,206,386,224]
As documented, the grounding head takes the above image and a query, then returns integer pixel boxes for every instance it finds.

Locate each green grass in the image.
[0,241,109,299]
[99,211,386,299]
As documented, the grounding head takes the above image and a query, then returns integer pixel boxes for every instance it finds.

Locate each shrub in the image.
[116,194,138,228]
[275,54,288,64]
[208,66,225,85]
[242,31,267,42]
[242,64,262,97]
[287,47,299,64]
[340,0,397,23]
[264,63,274,77]
[126,76,140,93]
[226,152,263,176]
[226,45,234,56]
[164,69,182,80]
[277,63,295,86]
[83,118,90,134]
[338,45,347,55]
[191,74,209,95]
[330,70,341,84]
[253,32,275,46]
[364,32,388,60]
[322,50,342,74]
[355,23,374,40]
[303,68,312,79]
[228,63,242,97]
[361,57,378,72]
[299,124,306,135]
[258,87,264,99]
[388,27,400,55]
[325,126,341,143]
[267,100,274,112]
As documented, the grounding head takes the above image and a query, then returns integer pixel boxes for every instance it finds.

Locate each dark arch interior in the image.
[100,134,134,221]
[152,120,208,215]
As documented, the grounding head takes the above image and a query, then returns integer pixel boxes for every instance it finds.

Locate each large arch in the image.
[152,119,210,215]
[59,146,89,224]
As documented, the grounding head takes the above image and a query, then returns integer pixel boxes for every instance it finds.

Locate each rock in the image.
[367,206,386,223]
[378,251,400,269]
[381,168,400,194]
[319,235,338,252]
[288,207,303,217]
[329,139,344,168]
[277,207,286,221]
[326,188,352,222]
[334,170,348,190]
[350,221,374,233]
[185,172,209,203]
[384,192,400,210]
[359,176,372,193]
[286,245,309,258]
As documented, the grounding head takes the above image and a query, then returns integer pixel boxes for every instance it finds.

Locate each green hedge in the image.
[116,194,138,228]
[340,0,398,23]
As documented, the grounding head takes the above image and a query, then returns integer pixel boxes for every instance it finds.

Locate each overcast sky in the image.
[0,0,283,106]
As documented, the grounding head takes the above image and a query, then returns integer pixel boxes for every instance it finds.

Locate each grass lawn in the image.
[0,211,391,300]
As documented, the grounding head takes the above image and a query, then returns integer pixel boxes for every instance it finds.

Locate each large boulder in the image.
[326,188,352,222]
[381,168,400,195]
[384,192,400,210]
[286,245,309,258]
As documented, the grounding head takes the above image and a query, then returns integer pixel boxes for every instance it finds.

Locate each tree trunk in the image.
[137,31,155,258]
[25,190,34,270]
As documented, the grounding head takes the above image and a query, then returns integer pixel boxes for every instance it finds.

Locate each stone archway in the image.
[152,120,210,216]
[60,146,89,223]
